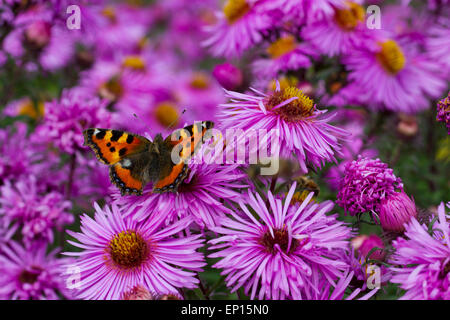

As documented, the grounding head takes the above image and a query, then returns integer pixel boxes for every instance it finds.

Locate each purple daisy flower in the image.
[252,35,317,79]
[436,92,450,134]
[389,202,450,300]
[64,203,205,300]
[336,156,404,216]
[112,155,248,228]
[343,37,447,113]
[0,176,73,246]
[203,0,276,58]
[302,1,380,56]
[33,88,111,155]
[0,241,72,300]
[209,182,352,300]
[218,84,347,173]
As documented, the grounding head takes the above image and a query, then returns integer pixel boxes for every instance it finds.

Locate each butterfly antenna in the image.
[166,109,186,131]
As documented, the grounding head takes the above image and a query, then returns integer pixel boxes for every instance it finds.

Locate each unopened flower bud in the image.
[212,62,243,90]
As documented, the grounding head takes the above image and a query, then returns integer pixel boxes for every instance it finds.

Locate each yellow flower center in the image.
[268,76,299,92]
[334,2,365,31]
[289,176,320,204]
[99,76,123,101]
[190,72,210,89]
[18,99,44,119]
[267,36,297,59]
[376,40,406,75]
[102,6,117,23]
[266,86,315,122]
[122,55,146,71]
[223,0,250,24]
[155,102,179,127]
[108,230,148,268]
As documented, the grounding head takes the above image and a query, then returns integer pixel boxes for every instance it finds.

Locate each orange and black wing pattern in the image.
[83,128,151,195]
[83,128,150,165]
[165,121,214,161]
[152,121,214,193]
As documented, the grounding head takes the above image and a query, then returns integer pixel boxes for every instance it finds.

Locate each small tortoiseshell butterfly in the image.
[83,121,214,195]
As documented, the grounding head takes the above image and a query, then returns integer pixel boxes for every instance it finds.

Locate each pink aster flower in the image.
[218,84,347,173]
[203,0,276,58]
[302,1,380,56]
[112,154,248,229]
[209,183,352,300]
[252,35,317,79]
[0,241,73,300]
[336,156,404,216]
[0,176,73,246]
[33,88,111,155]
[79,59,154,119]
[343,37,447,113]
[389,202,450,300]
[64,203,205,300]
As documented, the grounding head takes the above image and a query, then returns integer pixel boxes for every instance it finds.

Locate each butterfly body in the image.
[83,122,213,196]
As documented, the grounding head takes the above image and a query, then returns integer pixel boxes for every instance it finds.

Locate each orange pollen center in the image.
[154,102,179,127]
[99,76,123,101]
[334,2,365,30]
[122,55,146,70]
[266,86,315,122]
[108,230,148,268]
[102,6,117,23]
[259,228,299,254]
[223,0,250,23]
[267,36,297,59]
[376,40,406,75]
[190,73,210,89]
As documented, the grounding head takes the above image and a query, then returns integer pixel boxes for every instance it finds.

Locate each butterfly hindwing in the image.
[83,128,150,165]
[110,162,143,195]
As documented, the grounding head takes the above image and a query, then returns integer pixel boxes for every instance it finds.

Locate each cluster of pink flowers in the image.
[0,0,448,301]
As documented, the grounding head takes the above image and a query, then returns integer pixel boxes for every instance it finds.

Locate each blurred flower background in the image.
[0,0,448,300]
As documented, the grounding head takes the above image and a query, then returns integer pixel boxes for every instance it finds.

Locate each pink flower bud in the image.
[212,62,243,90]
[25,21,52,49]
[352,234,386,261]
[379,191,417,232]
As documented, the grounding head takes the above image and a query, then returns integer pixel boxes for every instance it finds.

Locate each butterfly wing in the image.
[84,128,152,195]
[152,121,214,193]
[83,128,151,165]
